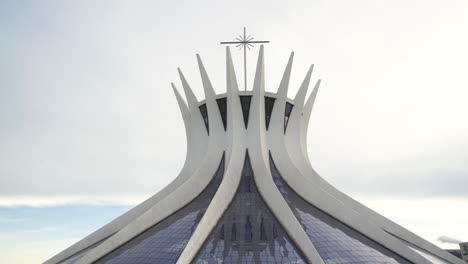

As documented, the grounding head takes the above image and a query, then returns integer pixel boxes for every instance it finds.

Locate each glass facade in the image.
[192,152,307,264]
[199,103,209,134]
[284,102,294,133]
[198,96,295,133]
[94,154,226,264]
[269,153,411,264]
[264,96,276,130]
[239,95,252,129]
[216,98,227,131]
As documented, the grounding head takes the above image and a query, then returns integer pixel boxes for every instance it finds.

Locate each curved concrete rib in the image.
[248,46,323,264]
[197,54,224,137]
[268,52,293,134]
[178,68,199,110]
[177,68,210,171]
[73,65,221,264]
[76,144,224,264]
[273,152,432,264]
[44,81,208,264]
[279,75,432,264]
[294,65,313,104]
[176,47,247,263]
[300,80,320,163]
[295,80,464,264]
[172,84,190,128]
[276,52,294,100]
[286,65,314,170]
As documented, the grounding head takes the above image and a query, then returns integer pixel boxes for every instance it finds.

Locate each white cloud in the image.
[0,217,28,223]
[0,195,146,208]
[438,236,463,245]
[40,226,59,232]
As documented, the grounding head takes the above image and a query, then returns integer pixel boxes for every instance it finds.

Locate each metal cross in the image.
[220,27,270,91]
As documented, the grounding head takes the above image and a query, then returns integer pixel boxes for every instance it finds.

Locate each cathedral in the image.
[44,44,463,264]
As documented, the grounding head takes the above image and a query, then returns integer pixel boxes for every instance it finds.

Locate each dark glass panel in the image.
[199,104,209,134]
[192,152,307,264]
[284,102,294,133]
[269,153,412,264]
[239,95,252,129]
[95,154,226,264]
[264,96,276,130]
[216,97,227,131]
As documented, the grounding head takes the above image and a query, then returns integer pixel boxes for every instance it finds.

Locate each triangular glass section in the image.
[94,154,226,264]
[216,97,227,131]
[269,153,412,264]
[239,95,252,129]
[284,102,294,133]
[199,103,209,134]
[192,151,307,264]
[264,96,276,130]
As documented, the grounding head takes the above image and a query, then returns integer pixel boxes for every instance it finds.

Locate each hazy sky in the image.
[1,0,468,263]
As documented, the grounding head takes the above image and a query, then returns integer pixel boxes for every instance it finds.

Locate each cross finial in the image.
[220,27,270,91]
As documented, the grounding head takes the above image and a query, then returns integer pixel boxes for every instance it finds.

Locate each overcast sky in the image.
[1,1,468,263]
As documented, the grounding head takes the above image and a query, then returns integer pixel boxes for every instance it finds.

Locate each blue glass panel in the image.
[95,154,225,264]
[192,152,307,264]
[269,153,412,264]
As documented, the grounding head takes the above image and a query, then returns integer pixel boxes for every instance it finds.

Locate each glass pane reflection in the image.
[269,153,411,264]
[95,154,225,264]
[193,152,306,264]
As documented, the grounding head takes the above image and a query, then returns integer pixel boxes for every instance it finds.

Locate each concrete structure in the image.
[460,242,468,262]
[44,46,465,264]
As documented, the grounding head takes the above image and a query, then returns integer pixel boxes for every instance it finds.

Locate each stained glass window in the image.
[94,154,225,264]
[269,153,412,264]
[192,152,306,264]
